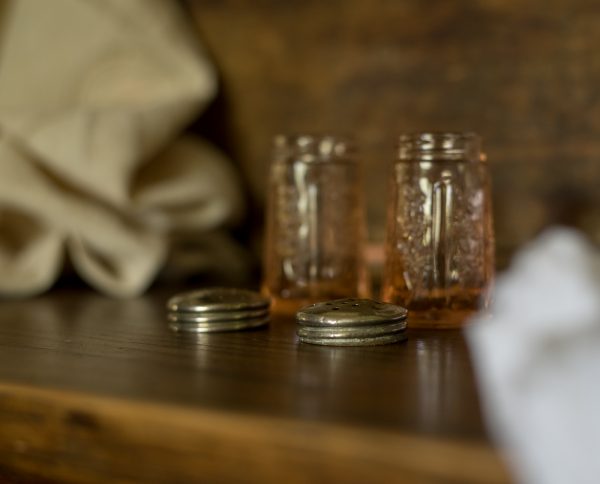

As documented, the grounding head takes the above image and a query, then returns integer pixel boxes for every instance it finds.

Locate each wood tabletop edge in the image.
[0,381,512,483]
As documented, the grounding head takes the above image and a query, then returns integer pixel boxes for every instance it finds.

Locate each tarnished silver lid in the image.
[167,288,270,313]
[168,315,270,333]
[166,287,271,333]
[296,298,408,346]
[297,321,407,339]
[297,298,407,327]
[298,332,407,347]
[167,307,269,323]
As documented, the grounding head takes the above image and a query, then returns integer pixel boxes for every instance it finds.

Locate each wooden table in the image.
[0,289,511,483]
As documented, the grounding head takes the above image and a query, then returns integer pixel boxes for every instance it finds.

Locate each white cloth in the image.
[467,228,600,484]
[0,0,243,296]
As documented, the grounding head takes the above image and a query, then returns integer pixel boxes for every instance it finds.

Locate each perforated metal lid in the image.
[297,298,407,327]
[296,298,408,346]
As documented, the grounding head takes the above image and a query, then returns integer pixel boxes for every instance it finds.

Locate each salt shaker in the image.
[381,132,495,328]
[262,134,369,315]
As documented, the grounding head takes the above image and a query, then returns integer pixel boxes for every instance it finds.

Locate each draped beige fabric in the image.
[0,0,243,297]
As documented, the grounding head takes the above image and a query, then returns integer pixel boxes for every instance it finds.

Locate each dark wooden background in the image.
[185,0,600,267]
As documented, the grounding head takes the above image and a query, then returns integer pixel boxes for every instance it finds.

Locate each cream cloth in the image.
[0,0,242,297]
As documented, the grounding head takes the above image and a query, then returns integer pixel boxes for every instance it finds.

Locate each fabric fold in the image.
[0,0,242,297]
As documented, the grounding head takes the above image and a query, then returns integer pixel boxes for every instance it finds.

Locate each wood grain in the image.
[0,382,510,484]
[0,288,511,482]
[0,289,485,439]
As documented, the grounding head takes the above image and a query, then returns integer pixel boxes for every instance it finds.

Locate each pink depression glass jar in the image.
[262,134,370,315]
[381,132,494,328]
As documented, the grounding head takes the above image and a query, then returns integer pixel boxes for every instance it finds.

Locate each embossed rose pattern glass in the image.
[262,135,369,315]
[381,133,494,328]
